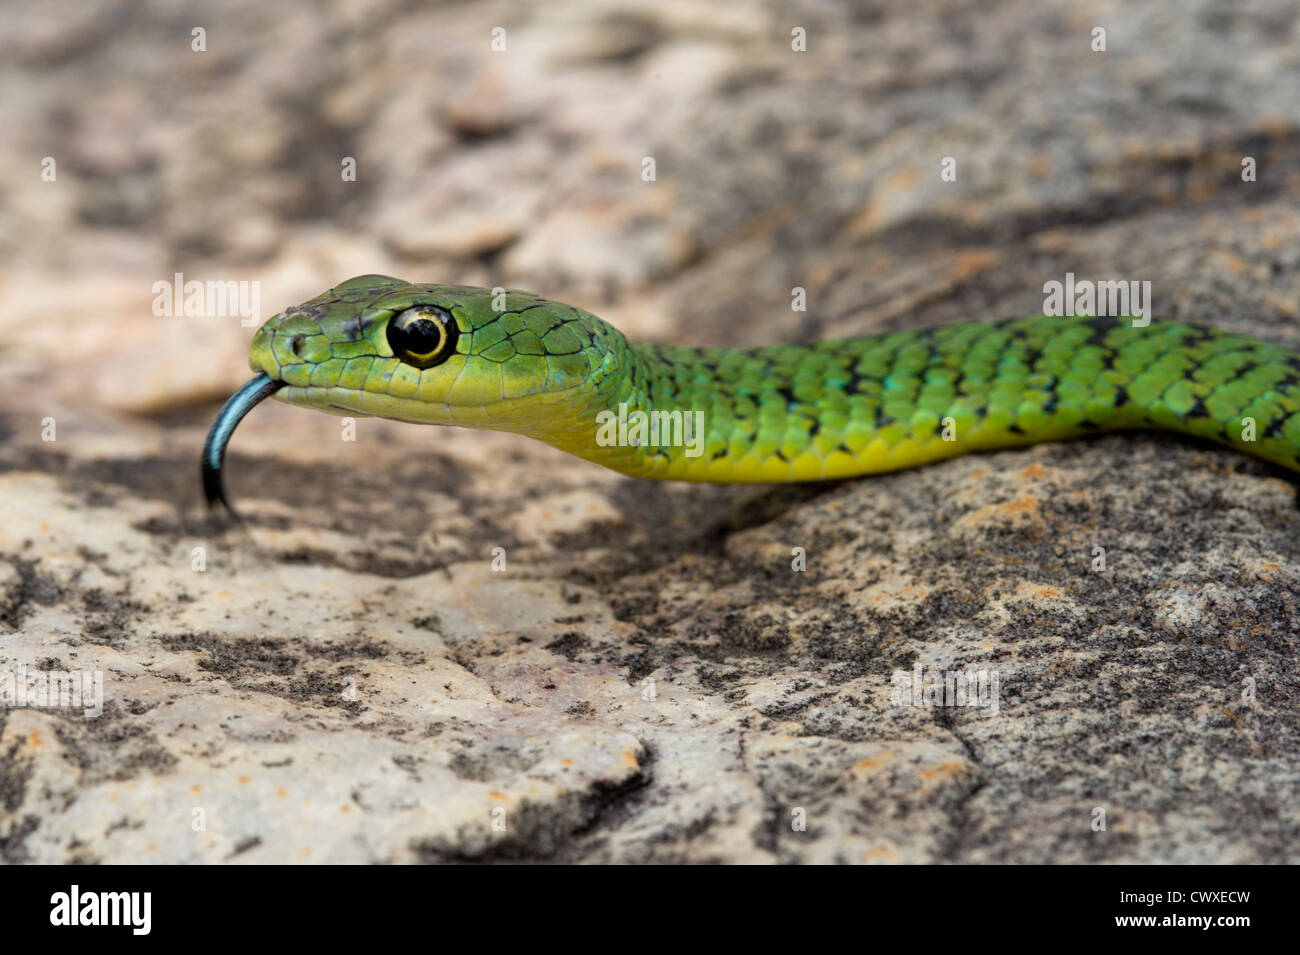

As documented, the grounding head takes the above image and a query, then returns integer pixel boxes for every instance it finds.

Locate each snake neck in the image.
[540,314,1300,483]
[525,323,694,474]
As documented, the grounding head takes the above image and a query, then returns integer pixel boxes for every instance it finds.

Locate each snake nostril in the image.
[290,334,305,357]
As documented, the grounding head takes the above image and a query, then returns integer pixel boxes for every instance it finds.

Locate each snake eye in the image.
[386,305,458,369]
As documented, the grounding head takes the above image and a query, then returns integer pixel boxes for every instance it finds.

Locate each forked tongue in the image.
[201,373,285,514]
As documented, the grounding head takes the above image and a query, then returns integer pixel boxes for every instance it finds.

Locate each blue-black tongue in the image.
[201,373,285,513]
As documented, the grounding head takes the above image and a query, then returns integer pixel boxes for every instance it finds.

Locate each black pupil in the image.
[402,318,442,352]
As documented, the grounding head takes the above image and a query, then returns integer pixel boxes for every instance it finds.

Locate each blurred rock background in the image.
[1,0,1299,862]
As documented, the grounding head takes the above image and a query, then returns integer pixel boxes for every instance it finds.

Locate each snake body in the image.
[203,274,1300,507]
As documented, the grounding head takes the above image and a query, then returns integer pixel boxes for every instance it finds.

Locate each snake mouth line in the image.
[201,373,286,513]
[276,382,588,420]
[201,368,587,514]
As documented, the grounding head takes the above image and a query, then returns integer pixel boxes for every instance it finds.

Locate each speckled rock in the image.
[2,0,1300,863]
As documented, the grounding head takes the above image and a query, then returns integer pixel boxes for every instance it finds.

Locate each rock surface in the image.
[2,0,1300,863]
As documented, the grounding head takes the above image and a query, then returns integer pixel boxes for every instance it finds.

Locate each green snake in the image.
[202,273,1300,509]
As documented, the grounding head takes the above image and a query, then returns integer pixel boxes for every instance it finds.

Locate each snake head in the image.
[248,275,612,433]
